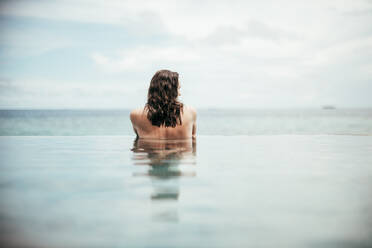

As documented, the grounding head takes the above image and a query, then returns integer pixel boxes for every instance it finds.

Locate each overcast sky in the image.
[0,0,371,109]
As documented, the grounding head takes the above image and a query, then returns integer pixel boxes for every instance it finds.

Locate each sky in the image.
[0,0,371,109]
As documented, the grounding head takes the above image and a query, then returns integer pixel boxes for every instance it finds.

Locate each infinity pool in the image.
[0,135,371,247]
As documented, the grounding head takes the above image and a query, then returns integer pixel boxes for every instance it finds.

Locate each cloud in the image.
[91,46,200,73]
[0,78,147,108]
[0,77,18,94]
[302,36,372,67]
[0,0,372,108]
[201,20,300,47]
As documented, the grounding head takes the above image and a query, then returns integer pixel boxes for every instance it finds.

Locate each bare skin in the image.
[130,106,197,140]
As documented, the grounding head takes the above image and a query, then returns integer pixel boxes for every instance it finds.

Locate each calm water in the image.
[0,108,371,136]
[0,135,371,247]
[1,109,372,247]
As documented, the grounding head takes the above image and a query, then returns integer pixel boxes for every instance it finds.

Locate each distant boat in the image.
[322,105,336,110]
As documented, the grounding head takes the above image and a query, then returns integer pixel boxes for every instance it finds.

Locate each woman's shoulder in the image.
[130,108,146,121]
[184,105,196,112]
[183,105,197,120]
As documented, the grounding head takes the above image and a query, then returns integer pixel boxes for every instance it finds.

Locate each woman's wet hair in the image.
[145,69,183,127]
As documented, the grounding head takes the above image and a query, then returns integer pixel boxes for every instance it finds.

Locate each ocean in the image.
[1,135,372,247]
[1,108,371,136]
[1,108,372,247]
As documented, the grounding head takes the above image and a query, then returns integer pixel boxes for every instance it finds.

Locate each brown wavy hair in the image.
[145,69,183,127]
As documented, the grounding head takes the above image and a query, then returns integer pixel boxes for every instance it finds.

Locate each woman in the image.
[130,69,197,139]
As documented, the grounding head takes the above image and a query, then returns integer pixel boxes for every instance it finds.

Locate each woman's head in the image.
[146,69,183,127]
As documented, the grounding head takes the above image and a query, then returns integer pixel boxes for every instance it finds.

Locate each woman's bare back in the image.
[130,106,197,139]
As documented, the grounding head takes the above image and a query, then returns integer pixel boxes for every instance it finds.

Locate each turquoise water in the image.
[1,108,371,136]
[1,135,372,247]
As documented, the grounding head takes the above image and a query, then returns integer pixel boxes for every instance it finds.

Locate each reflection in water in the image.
[131,138,196,200]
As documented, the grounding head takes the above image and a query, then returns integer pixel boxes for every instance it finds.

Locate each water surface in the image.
[0,135,371,247]
[1,108,371,135]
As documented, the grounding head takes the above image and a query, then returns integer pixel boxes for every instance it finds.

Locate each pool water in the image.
[0,135,372,247]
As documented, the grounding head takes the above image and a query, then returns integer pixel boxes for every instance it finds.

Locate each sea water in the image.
[0,135,371,247]
[0,109,372,247]
[0,108,371,136]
